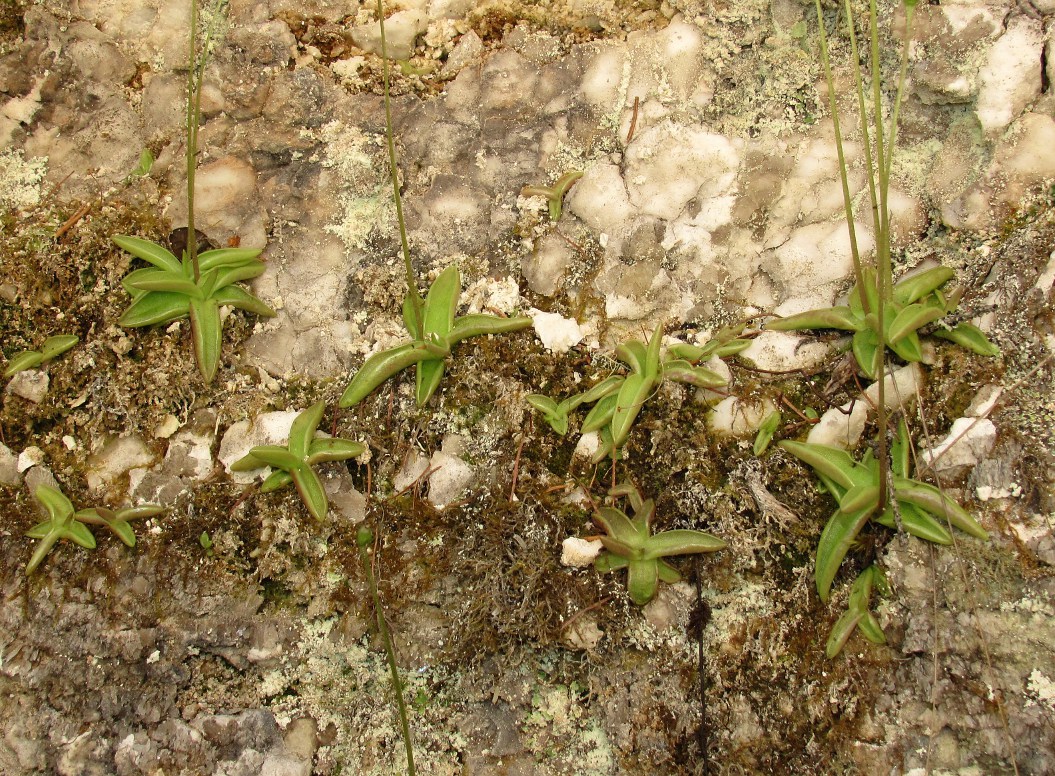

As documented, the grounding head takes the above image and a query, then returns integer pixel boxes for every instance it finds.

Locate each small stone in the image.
[427,444,474,509]
[17,445,45,473]
[350,10,427,60]
[6,369,49,403]
[562,614,603,650]
[561,536,603,567]
[709,397,777,436]
[741,331,829,372]
[86,435,156,492]
[529,309,583,353]
[155,414,180,439]
[0,442,19,485]
[283,716,318,762]
[921,417,997,472]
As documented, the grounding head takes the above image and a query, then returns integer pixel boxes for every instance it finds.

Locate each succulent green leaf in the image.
[189,297,222,383]
[415,358,447,406]
[573,374,624,407]
[887,328,924,363]
[753,410,782,456]
[210,285,277,317]
[113,235,182,273]
[594,552,629,573]
[610,373,652,450]
[36,485,74,518]
[339,339,449,407]
[307,437,366,464]
[126,273,203,297]
[656,559,682,584]
[65,520,98,549]
[851,328,882,379]
[893,478,988,539]
[615,340,648,373]
[116,505,165,521]
[815,506,874,601]
[402,289,424,340]
[260,469,294,493]
[858,612,887,645]
[3,351,43,377]
[39,335,79,361]
[887,303,945,344]
[874,502,952,544]
[26,534,59,574]
[766,306,861,332]
[243,445,302,471]
[933,323,1000,357]
[892,266,954,305]
[594,506,642,551]
[777,440,867,491]
[711,338,753,358]
[826,610,864,658]
[891,419,911,478]
[289,401,325,458]
[423,265,460,338]
[292,466,328,521]
[210,261,267,291]
[196,247,264,271]
[120,291,191,327]
[645,529,726,557]
[448,314,532,343]
[838,483,880,515]
[526,394,569,435]
[108,521,138,547]
[580,392,618,434]
[626,559,660,605]
[230,452,264,472]
[25,520,53,539]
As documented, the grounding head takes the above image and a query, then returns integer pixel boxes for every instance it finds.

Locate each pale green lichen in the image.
[0,149,46,211]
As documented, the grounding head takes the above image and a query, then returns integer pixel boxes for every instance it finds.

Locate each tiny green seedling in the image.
[114,236,276,383]
[826,565,888,658]
[778,419,987,604]
[592,481,726,605]
[24,484,163,574]
[528,323,749,461]
[128,148,155,179]
[753,410,782,455]
[231,401,365,521]
[339,264,532,408]
[199,531,214,556]
[767,266,999,379]
[521,170,583,222]
[3,334,79,377]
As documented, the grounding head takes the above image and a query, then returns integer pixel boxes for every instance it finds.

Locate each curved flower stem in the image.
[358,527,416,775]
[377,0,423,336]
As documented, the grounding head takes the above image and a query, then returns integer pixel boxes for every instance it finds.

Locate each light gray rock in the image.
[5,369,48,403]
[0,442,19,485]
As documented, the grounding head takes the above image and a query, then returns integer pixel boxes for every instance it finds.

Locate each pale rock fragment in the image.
[807,364,924,449]
[351,10,427,60]
[393,449,430,494]
[562,615,603,651]
[529,309,583,353]
[709,397,778,437]
[624,122,739,223]
[523,231,575,296]
[6,369,48,403]
[219,411,300,483]
[167,156,267,249]
[561,537,603,568]
[86,436,157,492]
[17,446,45,473]
[427,436,474,509]
[0,442,19,485]
[921,417,997,472]
[975,17,1043,136]
[741,331,829,373]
